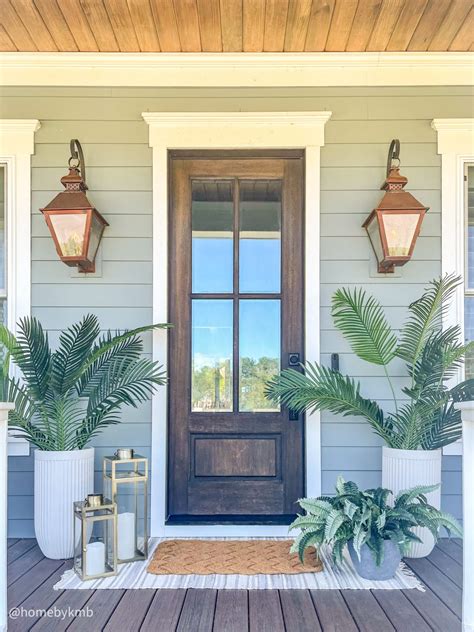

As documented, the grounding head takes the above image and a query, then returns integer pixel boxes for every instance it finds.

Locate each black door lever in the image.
[288,352,301,420]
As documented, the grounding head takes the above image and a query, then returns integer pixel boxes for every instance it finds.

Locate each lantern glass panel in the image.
[104,456,148,562]
[87,211,104,262]
[366,213,384,262]
[382,213,419,256]
[49,212,87,257]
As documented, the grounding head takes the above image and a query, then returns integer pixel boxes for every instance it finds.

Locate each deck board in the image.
[249,590,285,632]
[280,589,322,632]
[341,590,396,631]
[371,589,432,631]
[6,541,463,631]
[213,590,249,632]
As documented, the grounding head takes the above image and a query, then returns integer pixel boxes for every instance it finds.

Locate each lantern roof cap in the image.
[376,166,429,212]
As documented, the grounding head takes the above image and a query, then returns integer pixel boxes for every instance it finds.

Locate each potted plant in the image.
[0,314,168,560]
[290,477,462,580]
[267,274,473,557]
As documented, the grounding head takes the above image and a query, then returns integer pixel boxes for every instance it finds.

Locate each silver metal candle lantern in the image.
[73,494,117,581]
[103,450,148,563]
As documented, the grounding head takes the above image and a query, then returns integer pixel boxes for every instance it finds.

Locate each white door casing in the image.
[143,111,331,537]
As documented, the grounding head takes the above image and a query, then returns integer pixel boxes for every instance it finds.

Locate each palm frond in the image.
[14,317,51,400]
[76,334,143,397]
[332,287,397,366]
[397,274,461,365]
[266,362,392,442]
[51,314,100,395]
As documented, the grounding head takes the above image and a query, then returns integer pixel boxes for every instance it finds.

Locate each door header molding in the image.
[144,111,330,536]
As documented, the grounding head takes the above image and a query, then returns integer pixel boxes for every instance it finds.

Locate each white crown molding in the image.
[142,111,333,125]
[0,52,473,87]
[432,118,474,155]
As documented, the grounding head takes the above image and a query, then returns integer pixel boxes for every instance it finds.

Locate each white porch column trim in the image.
[143,111,331,537]
[454,401,474,632]
[432,119,474,456]
[0,120,40,457]
[0,402,14,632]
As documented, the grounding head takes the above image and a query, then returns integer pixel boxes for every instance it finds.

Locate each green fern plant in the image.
[267,274,473,450]
[0,314,169,450]
[290,476,462,567]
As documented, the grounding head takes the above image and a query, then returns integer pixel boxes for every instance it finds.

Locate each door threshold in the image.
[166,514,296,526]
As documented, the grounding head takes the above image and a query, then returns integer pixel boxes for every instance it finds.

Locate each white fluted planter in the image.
[382,446,441,558]
[34,448,94,559]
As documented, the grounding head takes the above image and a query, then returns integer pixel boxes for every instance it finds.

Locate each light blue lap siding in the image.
[4,85,468,536]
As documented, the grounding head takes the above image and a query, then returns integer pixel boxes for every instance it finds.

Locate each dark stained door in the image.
[168,153,304,522]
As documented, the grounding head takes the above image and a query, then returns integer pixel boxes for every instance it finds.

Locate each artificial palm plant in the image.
[0,314,168,450]
[267,274,473,450]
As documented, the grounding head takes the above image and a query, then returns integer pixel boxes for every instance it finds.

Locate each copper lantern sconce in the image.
[40,140,108,273]
[363,139,429,273]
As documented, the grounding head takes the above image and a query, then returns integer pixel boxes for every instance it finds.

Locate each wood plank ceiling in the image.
[0,0,472,53]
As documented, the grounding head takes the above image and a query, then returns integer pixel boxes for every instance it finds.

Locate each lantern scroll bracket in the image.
[386,138,400,177]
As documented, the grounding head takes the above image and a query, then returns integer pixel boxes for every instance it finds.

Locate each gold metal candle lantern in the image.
[103,450,148,563]
[73,494,117,581]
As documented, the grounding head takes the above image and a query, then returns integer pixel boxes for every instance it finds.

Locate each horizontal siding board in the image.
[32,307,153,330]
[32,214,152,238]
[35,120,149,143]
[32,261,153,284]
[321,236,440,260]
[32,284,152,308]
[1,86,473,98]
[32,167,151,191]
[320,189,440,213]
[32,143,152,167]
[32,190,153,214]
[32,237,153,261]
[321,212,439,237]
[322,447,381,470]
[321,166,440,190]
[321,143,440,167]
[320,262,440,287]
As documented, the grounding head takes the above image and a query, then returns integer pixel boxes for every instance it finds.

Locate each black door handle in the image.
[287,352,302,420]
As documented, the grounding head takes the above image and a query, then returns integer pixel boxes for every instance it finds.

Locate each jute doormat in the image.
[147,539,323,575]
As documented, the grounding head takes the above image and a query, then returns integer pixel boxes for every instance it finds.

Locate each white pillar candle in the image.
[86,541,105,577]
[118,512,136,560]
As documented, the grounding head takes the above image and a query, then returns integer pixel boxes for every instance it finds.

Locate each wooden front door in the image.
[168,152,304,523]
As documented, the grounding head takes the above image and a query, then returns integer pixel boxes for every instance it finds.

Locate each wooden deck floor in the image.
[7,538,462,631]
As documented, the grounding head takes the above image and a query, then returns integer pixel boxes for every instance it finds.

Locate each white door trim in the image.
[143,111,331,537]
[432,118,474,457]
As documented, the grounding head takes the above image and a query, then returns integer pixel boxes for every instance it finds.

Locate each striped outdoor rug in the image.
[54,538,424,591]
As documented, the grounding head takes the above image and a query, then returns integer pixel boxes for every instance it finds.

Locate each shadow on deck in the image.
[7,538,462,631]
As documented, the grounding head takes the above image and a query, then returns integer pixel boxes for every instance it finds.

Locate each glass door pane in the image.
[192,180,234,293]
[239,180,281,293]
[239,299,281,412]
[192,299,233,412]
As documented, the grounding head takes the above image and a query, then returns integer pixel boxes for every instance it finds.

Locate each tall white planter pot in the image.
[382,446,441,558]
[34,448,94,559]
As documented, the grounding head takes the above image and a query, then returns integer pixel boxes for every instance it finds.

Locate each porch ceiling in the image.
[0,0,472,54]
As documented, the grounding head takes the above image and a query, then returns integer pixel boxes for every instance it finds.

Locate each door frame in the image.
[143,111,331,537]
